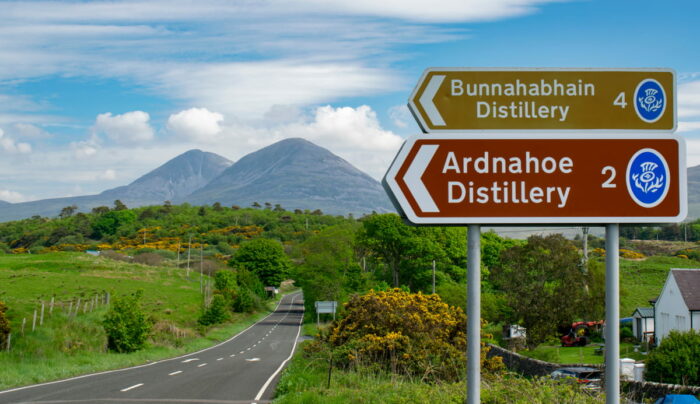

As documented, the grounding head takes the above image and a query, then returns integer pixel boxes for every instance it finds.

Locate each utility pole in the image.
[176,241,180,268]
[432,260,436,294]
[186,235,192,279]
[200,244,204,294]
[582,227,589,272]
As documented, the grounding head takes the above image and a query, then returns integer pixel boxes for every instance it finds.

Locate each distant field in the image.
[0,252,277,389]
[619,255,700,317]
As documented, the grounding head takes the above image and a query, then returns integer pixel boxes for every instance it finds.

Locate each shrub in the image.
[619,248,645,259]
[133,252,163,266]
[233,287,256,313]
[214,270,237,296]
[198,294,230,326]
[100,250,132,262]
[103,291,152,353]
[0,301,10,348]
[645,330,700,385]
[320,289,503,382]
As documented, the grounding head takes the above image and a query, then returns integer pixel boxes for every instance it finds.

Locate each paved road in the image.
[0,292,304,404]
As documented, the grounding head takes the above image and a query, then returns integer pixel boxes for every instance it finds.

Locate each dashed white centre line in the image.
[120,383,144,392]
[240,351,245,354]
[168,371,182,376]
[181,358,199,363]
[246,347,251,351]
[230,354,236,357]
[198,363,207,368]
[217,358,223,361]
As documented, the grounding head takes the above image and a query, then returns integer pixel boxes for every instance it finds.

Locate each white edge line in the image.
[168,371,182,376]
[254,295,304,401]
[120,383,143,392]
[197,363,207,368]
[0,292,298,396]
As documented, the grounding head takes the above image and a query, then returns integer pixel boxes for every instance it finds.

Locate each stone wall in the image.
[486,344,602,377]
[622,380,700,401]
[487,344,700,401]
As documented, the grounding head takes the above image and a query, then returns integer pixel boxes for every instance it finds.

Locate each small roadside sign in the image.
[383,134,686,224]
[409,68,676,132]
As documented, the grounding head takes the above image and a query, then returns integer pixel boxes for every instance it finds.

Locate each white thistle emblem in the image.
[638,88,663,113]
[632,161,664,194]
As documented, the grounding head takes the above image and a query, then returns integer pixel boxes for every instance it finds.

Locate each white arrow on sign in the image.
[419,75,446,126]
[403,144,439,213]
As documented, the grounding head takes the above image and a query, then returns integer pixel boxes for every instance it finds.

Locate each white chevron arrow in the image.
[419,75,446,126]
[403,144,439,213]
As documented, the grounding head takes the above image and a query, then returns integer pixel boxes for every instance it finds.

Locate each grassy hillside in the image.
[0,252,277,389]
[620,255,700,317]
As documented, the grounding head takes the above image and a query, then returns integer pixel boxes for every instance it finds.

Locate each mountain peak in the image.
[183,137,393,215]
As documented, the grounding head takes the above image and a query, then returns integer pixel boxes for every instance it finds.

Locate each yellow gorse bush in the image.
[317,288,502,382]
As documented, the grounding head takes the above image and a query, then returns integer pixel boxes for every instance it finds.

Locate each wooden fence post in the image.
[40,302,45,326]
[68,301,73,317]
[21,318,26,335]
[5,333,10,352]
[76,298,81,316]
[32,309,37,331]
[50,297,54,314]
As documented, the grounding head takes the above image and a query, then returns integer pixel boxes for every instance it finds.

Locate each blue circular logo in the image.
[634,79,666,123]
[626,148,670,208]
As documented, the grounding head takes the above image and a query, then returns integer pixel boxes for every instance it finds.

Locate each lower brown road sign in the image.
[383,134,686,224]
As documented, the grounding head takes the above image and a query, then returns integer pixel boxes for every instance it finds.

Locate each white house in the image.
[653,268,700,343]
[631,307,654,343]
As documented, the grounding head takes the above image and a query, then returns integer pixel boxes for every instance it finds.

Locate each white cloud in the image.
[678,121,700,133]
[93,111,154,144]
[388,105,412,128]
[0,189,27,203]
[0,129,32,154]
[98,169,117,180]
[167,108,223,143]
[10,123,51,139]
[679,80,700,118]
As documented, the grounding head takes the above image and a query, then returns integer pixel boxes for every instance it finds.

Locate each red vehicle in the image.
[560,320,604,347]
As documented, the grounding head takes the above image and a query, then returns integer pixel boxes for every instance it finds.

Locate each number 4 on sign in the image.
[614,92,627,108]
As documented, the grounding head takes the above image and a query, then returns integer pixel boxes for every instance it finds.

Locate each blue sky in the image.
[1,0,699,203]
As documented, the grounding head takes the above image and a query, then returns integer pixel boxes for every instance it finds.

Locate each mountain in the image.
[0,149,232,222]
[182,138,394,215]
[687,165,700,219]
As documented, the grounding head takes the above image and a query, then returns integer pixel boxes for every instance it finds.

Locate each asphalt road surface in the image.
[0,292,304,404]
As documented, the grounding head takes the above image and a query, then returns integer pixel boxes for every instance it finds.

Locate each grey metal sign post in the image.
[605,225,620,404]
[467,225,481,404]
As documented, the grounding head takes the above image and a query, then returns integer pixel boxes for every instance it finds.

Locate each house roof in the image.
[633,307,654,318]
[671,269,700,311]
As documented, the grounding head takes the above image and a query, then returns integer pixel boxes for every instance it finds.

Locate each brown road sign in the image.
[383,134,686,224]
[409,68,676,132]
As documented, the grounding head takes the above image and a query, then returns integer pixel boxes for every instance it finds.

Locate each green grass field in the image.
[619,255,700,317]
[0,252,280,389]
[520,342,647,365]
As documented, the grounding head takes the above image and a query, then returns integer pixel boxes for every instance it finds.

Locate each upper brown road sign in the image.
[383,134,686,224]
[409,68,676,132]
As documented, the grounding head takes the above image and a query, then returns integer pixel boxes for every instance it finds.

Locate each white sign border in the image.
[384,133,687,225]
[408,67,678,134]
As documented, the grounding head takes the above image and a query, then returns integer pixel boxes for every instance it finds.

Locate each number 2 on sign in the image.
[613,92,627,109]
[602,166,616,188]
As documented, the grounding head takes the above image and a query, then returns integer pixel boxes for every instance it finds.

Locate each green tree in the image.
[199,294,230,325]
[92,210,137,238]
[59,205,78,219]
[645,330,700,385]
[229,238,290,286]
[103,291,151,353]
[491,234,595,347]
[113,200,128,211]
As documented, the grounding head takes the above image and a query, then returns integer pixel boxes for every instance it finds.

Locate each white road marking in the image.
[246,358,261,362]
[246,347,251,350]
[168,371,182,376]
[120,383,144,392]
[255,294,303,401]
[197,363,207,368]
[217,358,223,361]
[181,358,199,363]
[240,351,245,354]
[230,354,236,357]
[0,293,299,398]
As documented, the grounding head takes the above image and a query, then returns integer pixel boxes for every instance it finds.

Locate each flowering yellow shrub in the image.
[316,289,502,382]
[620,248,645,259]
[591,248,606,257]
[677,254,689,259]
